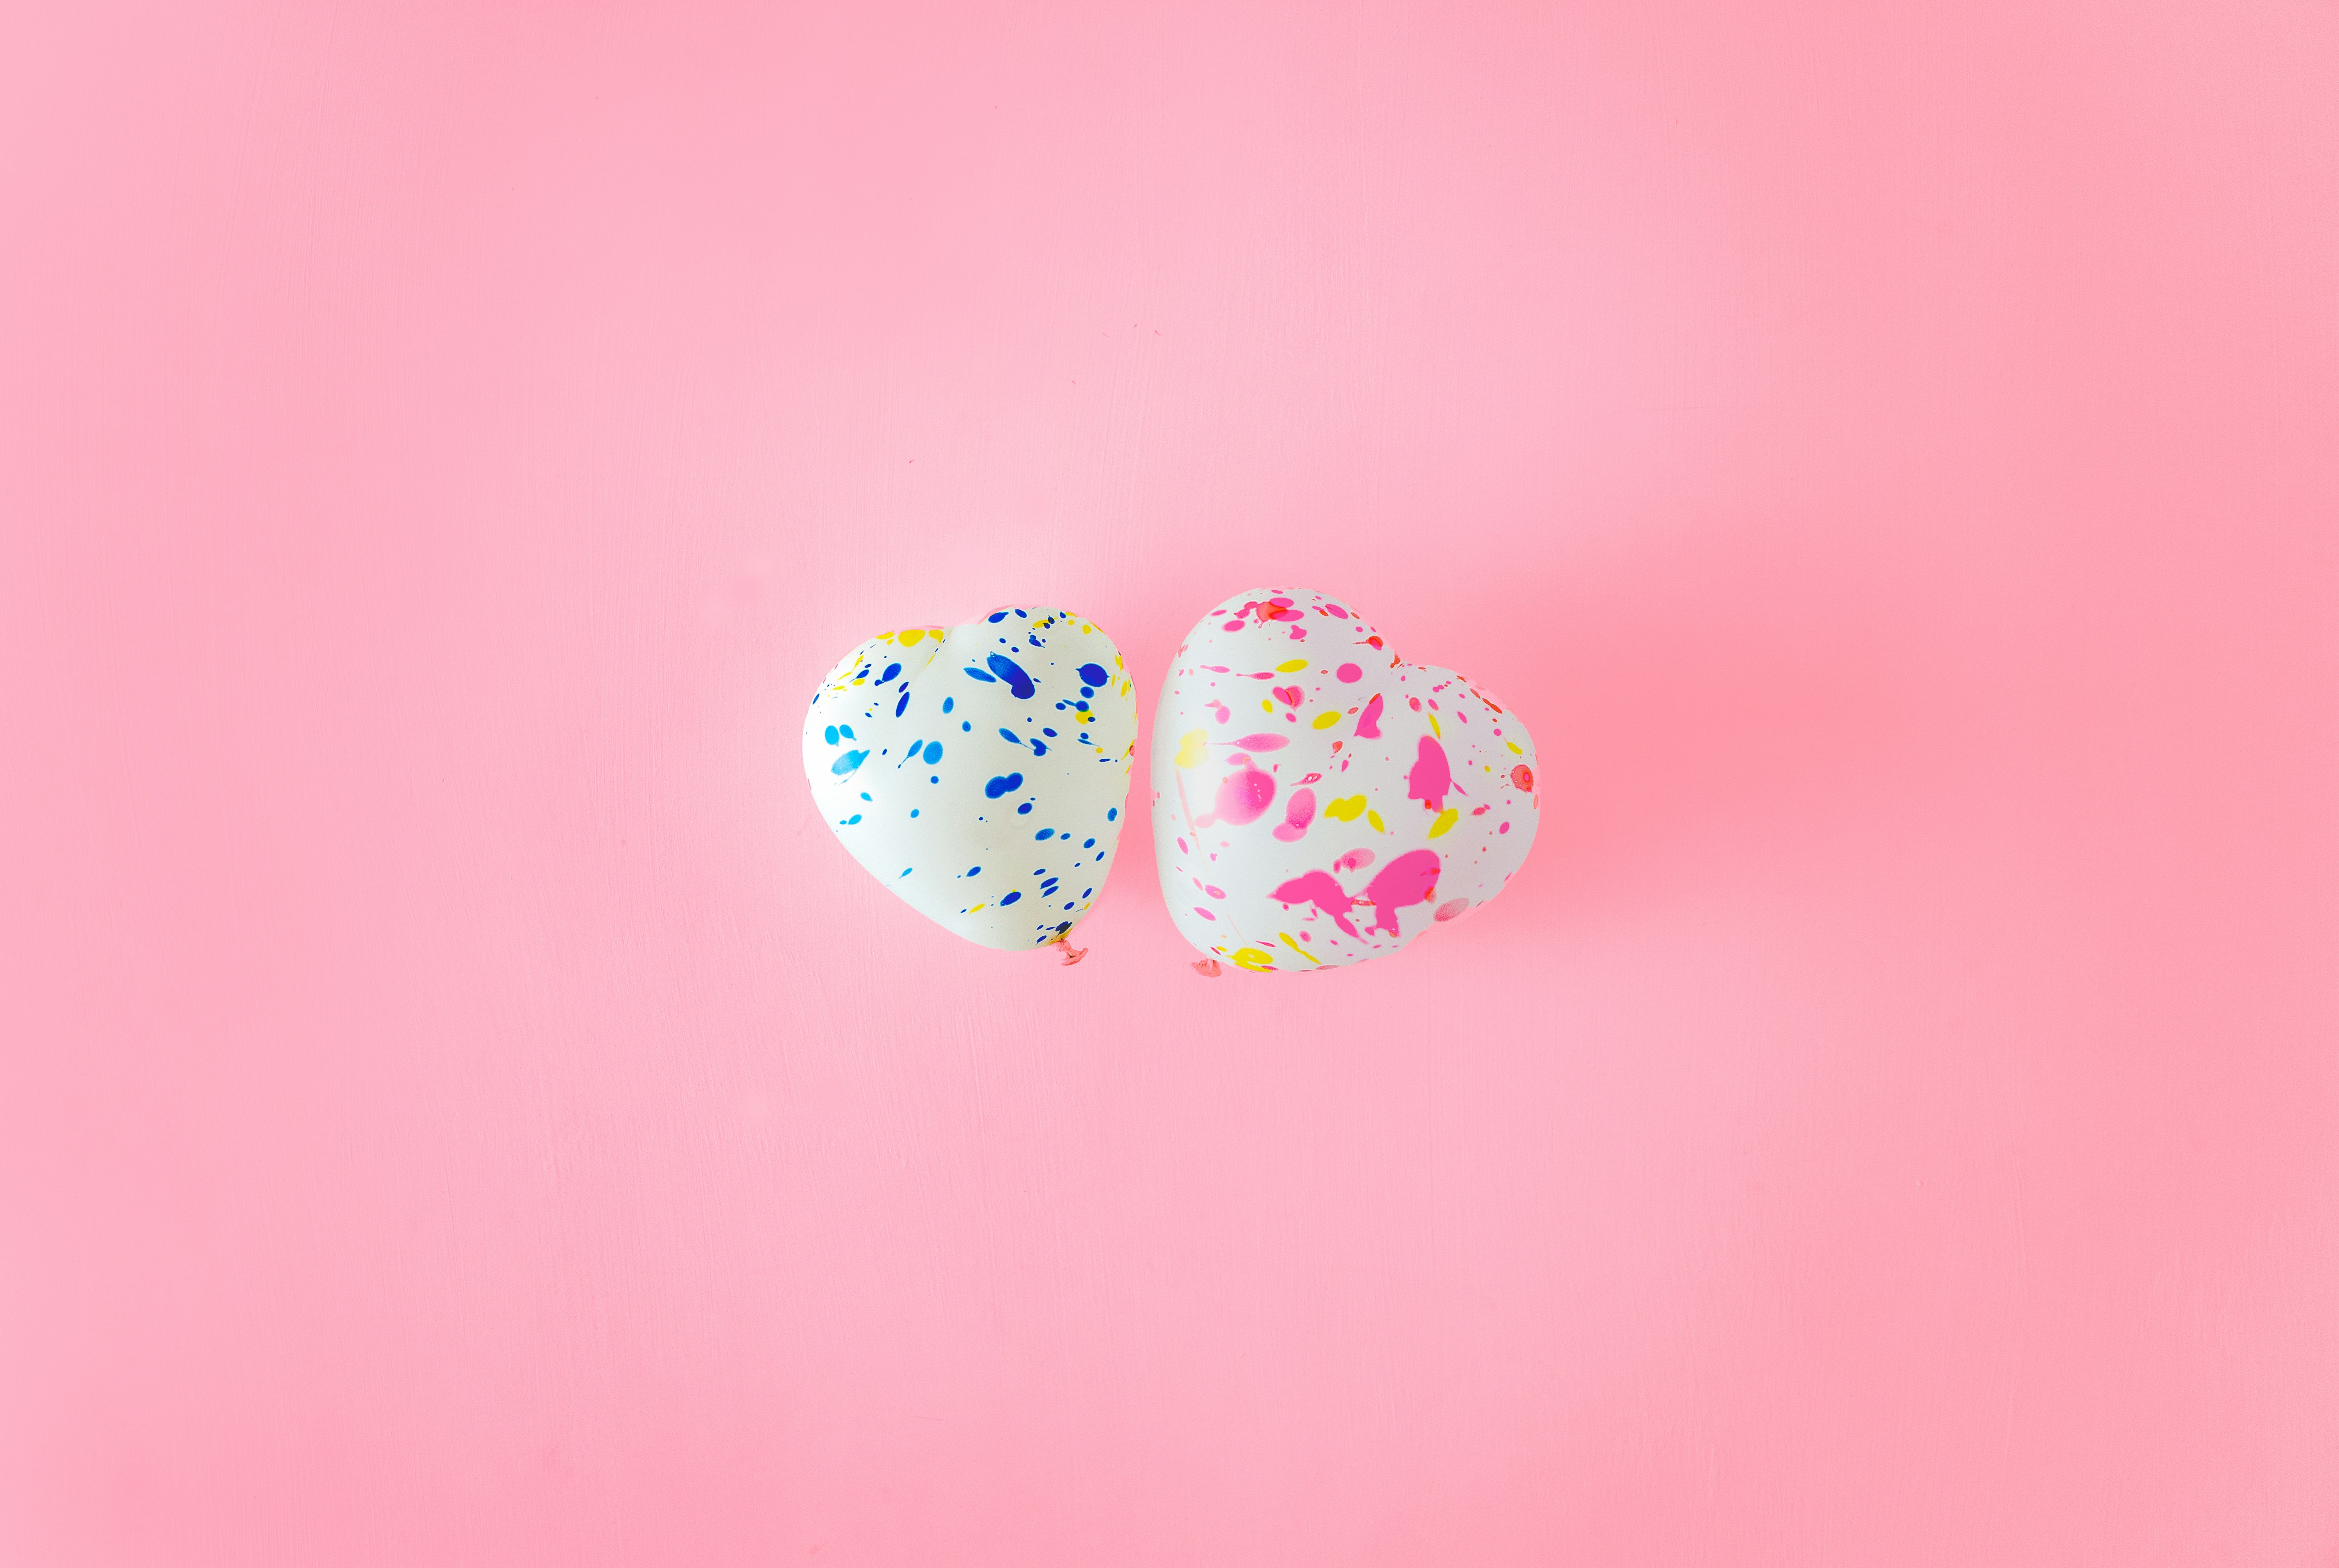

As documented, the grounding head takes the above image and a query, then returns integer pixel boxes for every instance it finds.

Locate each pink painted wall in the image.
[5,1,2337,1562]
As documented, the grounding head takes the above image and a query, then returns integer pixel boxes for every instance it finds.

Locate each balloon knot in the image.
[1190,959,1222,978]
[1057,942,1088,966]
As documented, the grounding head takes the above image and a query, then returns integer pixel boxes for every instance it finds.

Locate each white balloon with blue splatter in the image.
[805,609,1138,950]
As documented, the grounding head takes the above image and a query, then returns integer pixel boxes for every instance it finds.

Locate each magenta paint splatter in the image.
[1233,733,1287,750]
[1336,663,1362,682]
[1354,693,1383,739]
[1332,847,1375,874]
[1361,849,1440,936]
[1198,766,1275,827]
[1407,735,1453,810]
[1271,787,1317,843]
[1269,869,1360,939]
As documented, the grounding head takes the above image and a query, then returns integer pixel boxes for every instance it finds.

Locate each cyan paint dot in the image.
[922,741,943,764]
[840,725,854,739]
[909,809,919,817]
[845,814,861,824]
[824,725,839,745]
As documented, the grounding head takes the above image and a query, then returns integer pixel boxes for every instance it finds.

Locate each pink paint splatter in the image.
[1269,869,1360,939]
[1271,787,1317,843]
[1354,693,1383,739]
[1235,733,1287,750]
[1335,662,1362,682]
[1434,898,1470,922]
[1197,766,1275,827]
[1272,685,1302,708]
[1332,847,1376,874]
[1361,850,1440,936]
[1407,735,1453,810]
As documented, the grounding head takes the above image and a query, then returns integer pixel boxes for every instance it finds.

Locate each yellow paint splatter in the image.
[1311,711,1339,729]
[1427,808,1458,839]
[898,627,921,644]
[1278,933,1321,963]
[1324,795,1367,821]
[1506,741,1523,754]
[1230,947,1276,972]
[1275,658,1308,672]
[1261,698,1274,713]
[1428,712,1442,739]
[1367,810,1385,833]
[969,903,986,914]
[1174,730,1208,768]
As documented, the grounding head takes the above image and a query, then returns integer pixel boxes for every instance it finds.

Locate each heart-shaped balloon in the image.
[805,608,1137,950]
[1150,588,1539,972]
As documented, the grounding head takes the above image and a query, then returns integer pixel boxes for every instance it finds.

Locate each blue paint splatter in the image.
[962,721,971,731]
[844,813,862,824]
[909,809,919,817]
[894,689,911,717]
[1078,662,1109,686]
[1017,802,1033,814]
[984,774,1023,799]
[1035,829,1054,840]
[988,611,1008,623]
[999,728,1021,745]
[942,696,954,715]
[1000,890,1022,905]
[1041,728,1057,737]
[1106,807,1117,821]
[823,725,839,745]
[967,866,981,876]
[899,868,911,877]
[1083,838,1095,848]
[839,725,854,739]
[1030,741,1048,757]
[922,741,942,764]
[986,654,1035,698]
[831,750,868,776]
[963,666,997,682]
[880,663,901,684]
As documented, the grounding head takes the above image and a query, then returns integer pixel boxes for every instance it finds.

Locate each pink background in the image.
[5,0,2338,1562]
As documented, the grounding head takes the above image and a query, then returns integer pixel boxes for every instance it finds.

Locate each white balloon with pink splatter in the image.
[1150,588,1540,973]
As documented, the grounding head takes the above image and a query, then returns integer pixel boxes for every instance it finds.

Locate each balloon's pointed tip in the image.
[1190,959,1222,978]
